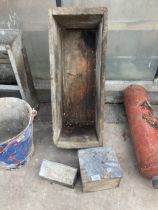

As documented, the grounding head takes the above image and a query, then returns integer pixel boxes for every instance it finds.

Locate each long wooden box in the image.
[48,7,108,148]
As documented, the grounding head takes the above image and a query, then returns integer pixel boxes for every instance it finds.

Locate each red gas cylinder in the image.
[124,85,158,188]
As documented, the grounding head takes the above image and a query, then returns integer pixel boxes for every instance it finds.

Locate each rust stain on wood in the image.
[62,29,96,127]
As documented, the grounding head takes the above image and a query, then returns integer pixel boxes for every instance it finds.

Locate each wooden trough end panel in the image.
[49,7,108,149]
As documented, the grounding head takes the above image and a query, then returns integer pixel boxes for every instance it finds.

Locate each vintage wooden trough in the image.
[48,7,108,148]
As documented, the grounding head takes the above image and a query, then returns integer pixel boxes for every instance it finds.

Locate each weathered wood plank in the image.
[48,9,62,145]
[52,7,107,15]
[52,7,107,29]
[52,7,107,28]
[95,21,103,145]
[78,147,123,192]
[39,159,78,188]
[22,47,38,108]
[97,11,108,145]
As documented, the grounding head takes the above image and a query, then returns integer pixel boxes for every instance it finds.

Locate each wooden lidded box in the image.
[78,147,123,192]
[48,7,108,148]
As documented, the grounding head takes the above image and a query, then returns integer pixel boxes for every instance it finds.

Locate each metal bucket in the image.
[0,97,37,169]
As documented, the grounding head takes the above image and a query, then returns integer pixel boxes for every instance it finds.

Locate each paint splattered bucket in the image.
[0,97,37,169]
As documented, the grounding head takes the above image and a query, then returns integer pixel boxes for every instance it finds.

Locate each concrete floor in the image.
[1,103,158,210]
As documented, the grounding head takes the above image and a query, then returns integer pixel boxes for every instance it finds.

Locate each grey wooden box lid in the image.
[78,147,123,192]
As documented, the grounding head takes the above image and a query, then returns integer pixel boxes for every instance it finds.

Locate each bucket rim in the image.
[0,97,34,145]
